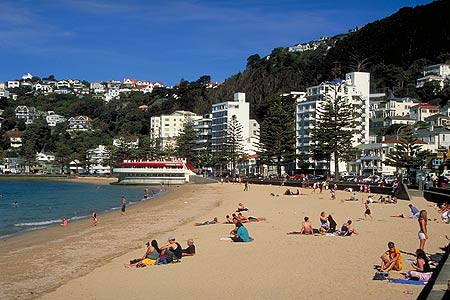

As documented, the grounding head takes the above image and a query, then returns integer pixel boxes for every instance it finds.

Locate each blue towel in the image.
[388,279,427,285]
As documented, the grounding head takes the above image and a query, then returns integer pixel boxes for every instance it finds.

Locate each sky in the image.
[0,0,433,86]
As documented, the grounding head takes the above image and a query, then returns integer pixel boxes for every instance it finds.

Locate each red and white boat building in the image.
[112,159,196,184]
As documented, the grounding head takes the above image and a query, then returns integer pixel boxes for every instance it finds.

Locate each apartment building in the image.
[150,110,203,149]
[295,72,370,174]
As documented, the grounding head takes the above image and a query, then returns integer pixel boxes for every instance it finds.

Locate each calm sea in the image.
[0,179,160,238]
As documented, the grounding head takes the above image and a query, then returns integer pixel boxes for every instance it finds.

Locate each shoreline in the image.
[1,183,222,300]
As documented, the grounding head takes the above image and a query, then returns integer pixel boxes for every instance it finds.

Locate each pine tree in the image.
[223,115,244,175]
[258,96,296,176]
[310,84,360,178]
[384,128,430,175]
[174,118,199,165]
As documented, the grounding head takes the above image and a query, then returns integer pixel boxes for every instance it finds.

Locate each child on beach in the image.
[121,196,127,215]
[92,210,98,226]
[60,217,68,227]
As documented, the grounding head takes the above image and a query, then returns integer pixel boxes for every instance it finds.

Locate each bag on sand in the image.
[373,272,389,280]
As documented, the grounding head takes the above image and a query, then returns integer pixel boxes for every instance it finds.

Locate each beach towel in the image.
[388,279,427,285]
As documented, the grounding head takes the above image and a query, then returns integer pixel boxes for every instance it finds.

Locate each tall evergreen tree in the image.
[224,115,244,175]
[258,96,296,176]
[384,128,430,176]
[310,84,360,178]
[174,118,199,165]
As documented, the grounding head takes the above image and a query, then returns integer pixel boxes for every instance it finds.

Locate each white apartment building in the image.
[150,111,203,149]
[7,81,20,89]
[86,145,110,175]
[193,114,212,151]
[416,63,450,88]
[211,92,254,153]
[296,72,370,174]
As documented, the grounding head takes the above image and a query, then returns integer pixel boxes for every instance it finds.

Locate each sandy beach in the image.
[1,182,448,300]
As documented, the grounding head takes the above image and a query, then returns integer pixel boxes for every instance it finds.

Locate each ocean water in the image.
[0,179,160,238]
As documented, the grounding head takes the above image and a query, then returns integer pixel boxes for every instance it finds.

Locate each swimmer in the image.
[13,200,19,208]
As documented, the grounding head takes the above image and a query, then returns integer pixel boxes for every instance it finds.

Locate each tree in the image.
[174,118,199,165]
[310,84,360,178]
[223,115,244,175]
[384,127,430,180]
[258,95,296,176]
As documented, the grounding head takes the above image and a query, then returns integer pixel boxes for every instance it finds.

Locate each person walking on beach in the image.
[244,181,249,191]
[418,210,428,250]
[121,196,127,215]
[92,210,98,226]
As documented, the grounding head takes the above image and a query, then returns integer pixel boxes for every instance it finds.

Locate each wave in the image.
[14,219,62,227]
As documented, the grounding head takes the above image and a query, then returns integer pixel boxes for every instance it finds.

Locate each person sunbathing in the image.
[225,215,234,224]
[380,241,402,272]
[287,216,314,235]
[194,217,218,226]
[236,203,249,212]
[237,212,266,222]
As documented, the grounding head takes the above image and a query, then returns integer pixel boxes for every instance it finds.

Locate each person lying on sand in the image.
[225,215,234,224]
[236,203,249,212]
[194,217,218,226]
[287,216,314,235]
[237,212,266,222]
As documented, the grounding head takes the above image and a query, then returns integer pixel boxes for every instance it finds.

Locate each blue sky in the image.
[0,0,432,86]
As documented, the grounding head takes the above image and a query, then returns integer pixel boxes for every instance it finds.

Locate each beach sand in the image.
[1,183,448,300]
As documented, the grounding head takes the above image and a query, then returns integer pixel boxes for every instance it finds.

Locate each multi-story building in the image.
[409,103,439,121]
[370,93,419,119]
[150,111,203,149]
[416,63,450,88]
[86,145,110,175]
[193,114,212,152]
[211,92,255,153]
[295,72,370,174]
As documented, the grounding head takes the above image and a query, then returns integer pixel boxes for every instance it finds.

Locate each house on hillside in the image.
[113,136,139,149]
[15,106,37,124]
[46,111,66,127]
[67,115,92,131]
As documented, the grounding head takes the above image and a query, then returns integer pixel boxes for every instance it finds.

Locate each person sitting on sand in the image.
[182,239,196,256]
[327,214,337,233]
[124,240,161,268]
[236,203,249,212]
[403,249,432,281]
[159,236,182,263]
[231,222,252,242]
[292,189,300,195]
[319,211,328,233]
[287,216,314,235]
[60,217,68,227]
[194,217,218,226]
[340,220,358,236]
[225,215,234,224]
[349,192,358,201]
[284,188,292,195]
[380,241,402,272]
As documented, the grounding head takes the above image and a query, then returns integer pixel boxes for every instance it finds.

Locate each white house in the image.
[113,136,139,148]
[0,89,10,99]
[7,81,20,89]
[36,152,55,163]
[46,111,66,127]
[68,115,92,131]
[15,106,37,124]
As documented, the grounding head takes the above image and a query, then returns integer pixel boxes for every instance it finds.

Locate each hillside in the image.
[208,0,450,121]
